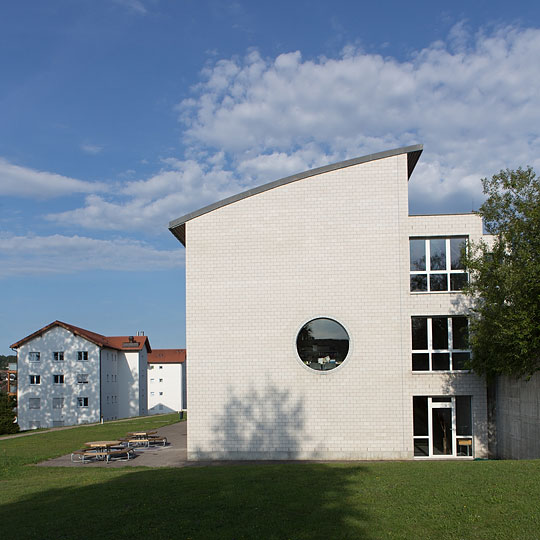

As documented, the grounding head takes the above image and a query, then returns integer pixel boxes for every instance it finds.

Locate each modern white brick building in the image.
[11,321,149,430]
[169,145,489,460]
[147,349,186,414]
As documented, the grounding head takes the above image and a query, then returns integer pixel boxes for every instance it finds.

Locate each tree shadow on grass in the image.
[2,463,374,539]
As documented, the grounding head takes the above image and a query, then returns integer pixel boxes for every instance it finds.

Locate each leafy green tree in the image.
[0,355,16,370]
[464,167,540,379]
[0,392,18,435]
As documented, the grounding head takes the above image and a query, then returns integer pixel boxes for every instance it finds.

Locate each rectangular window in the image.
[53,374,65,384]
[159,378,163,383]
[29,398,40,409]
[29,352,40,362]
[52,421,64,427]
[53,351,64,362]
[53,397,64,409]
[150,391,155,396]
[77,397,89,407]
[77,351,89,361]
[77,374,89,384]
[159,391,163,396]
[410,237,468,292]
[29,375,41,385]
[412,316,470,371]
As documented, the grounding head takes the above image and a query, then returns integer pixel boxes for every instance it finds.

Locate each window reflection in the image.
[297,318,349,371]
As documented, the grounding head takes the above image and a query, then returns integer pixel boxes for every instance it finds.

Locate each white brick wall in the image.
[184,153,489,459]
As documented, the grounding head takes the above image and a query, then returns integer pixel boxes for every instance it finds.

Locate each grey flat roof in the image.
[169,144,423,245]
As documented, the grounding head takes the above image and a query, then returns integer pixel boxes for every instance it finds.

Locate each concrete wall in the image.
[17,326,101,430]
[148,362,185,414]
[184,152,490,460]
[496,373,540,459]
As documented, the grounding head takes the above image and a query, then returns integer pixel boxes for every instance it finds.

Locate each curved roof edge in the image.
[169,144,423,245]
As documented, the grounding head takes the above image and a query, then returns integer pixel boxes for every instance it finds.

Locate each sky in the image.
[2,0,540,355]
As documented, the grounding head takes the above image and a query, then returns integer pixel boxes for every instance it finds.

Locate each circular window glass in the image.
[296,318,349,371]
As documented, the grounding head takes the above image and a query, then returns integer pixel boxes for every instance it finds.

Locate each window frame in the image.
[29,374,41,385]
[410,237,468,293]
[77,374,89,384]
[411,316,471,372]
[29,352,41,362]
[29,397,41,409]
[52,397,64,409]
[53,351,64,362]
[53,374,65,385]
[77,351,89,361]
[77,397,89,407]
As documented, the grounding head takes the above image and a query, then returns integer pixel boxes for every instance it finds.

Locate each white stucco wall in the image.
[184,152,490,460]
[100,348,119,421]
[147,362,185,414]
[17,326,101,430]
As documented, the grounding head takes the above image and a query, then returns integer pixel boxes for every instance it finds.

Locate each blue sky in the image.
[2,1,540,354]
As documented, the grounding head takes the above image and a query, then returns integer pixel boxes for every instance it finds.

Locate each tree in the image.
[0,392,18,435]
[464,166,540,379]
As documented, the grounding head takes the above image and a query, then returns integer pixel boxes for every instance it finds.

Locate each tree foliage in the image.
[0,354,16,370]
[464,167,540,379]
[0,392,18,435]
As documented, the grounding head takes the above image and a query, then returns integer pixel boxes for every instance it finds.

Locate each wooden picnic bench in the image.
[71,446,135,464]
[120,436,167,447]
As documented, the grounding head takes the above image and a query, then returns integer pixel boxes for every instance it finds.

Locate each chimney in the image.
[137,331,145,336]
[129,336,134,343]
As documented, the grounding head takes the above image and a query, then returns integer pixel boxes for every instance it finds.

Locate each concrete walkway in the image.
[38,421,189,468]
[37,421,315,468]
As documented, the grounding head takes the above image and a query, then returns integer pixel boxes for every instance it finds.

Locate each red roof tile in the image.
[10,321,151,353]
[147,349,186,364]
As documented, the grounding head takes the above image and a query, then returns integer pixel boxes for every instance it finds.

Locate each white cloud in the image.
[0,158,107,198]
[47,160,243,231]
[46,24,540,230]
[176,25,540,212]
[80,144,103,155]
[0,234,183,278]
[112,0,147,15]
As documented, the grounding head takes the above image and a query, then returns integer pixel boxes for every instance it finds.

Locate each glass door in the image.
[413,396,473,458]
[431,405,453,455]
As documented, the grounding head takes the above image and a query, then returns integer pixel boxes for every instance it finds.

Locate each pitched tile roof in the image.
[147,349,186,364]
[10,320,152,352]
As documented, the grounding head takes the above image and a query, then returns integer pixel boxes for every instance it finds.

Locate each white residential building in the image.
[147,349,186,414]
[11,321,149,430]
[169,144,490,461]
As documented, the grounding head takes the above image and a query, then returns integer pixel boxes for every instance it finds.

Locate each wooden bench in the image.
[71,446,135,463]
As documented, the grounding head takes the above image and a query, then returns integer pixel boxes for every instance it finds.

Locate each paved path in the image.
[37,421,321,468]
[38,421,189,468]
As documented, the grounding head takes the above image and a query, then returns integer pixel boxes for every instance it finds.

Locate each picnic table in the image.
[123,431,167,447]
[71,440,134,464]
[85,440,122,450]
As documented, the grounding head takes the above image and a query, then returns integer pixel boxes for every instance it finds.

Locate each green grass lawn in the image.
[1,420,540,540]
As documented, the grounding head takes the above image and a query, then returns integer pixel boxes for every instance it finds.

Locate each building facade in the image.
[170,145,489,460]
[147,349,186,414]
[11,321,149,430]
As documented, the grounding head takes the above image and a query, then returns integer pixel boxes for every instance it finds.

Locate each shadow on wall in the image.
[202,384,306,460]
[2,465,374,539]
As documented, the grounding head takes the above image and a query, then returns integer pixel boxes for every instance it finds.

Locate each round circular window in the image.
[296,317,350,371]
